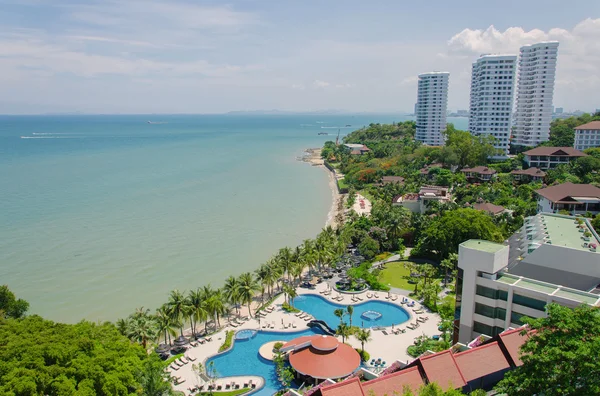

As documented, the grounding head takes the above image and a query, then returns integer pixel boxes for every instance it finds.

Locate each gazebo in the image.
[281,335,361,385]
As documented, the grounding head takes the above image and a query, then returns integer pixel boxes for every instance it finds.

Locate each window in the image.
[475,303,507,320]
[473,321,505,337]
[476,285,508,301]
[511,311,529,325]
[513,294,546,311]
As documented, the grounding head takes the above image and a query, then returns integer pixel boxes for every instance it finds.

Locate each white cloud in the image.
[446,18,600,110]
[312,80,330,88]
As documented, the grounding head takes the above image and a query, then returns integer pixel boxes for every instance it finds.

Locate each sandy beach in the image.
[301,148,345,228]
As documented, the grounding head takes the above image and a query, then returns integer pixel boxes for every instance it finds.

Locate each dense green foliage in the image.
[0,285,29,319]
[496,304,600,396]
[0,314,148,395]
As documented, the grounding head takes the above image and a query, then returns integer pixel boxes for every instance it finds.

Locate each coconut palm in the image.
[333,308,345,326]
[199,285,216,332]
[206,289,228,327]
[238,272,260,317]
[300,239,317,273]
[336,322,351,343]
[440,253,458,287]
[116,318,129,336]
[156,305,177,345]
[223,276,241,316]
[277,247,294,282]
[347,305,354,327]
[187,289,207,337]
[127,308,158,349]
[167,289,189,337]
[355,328,372,353]
[283,284,298,307]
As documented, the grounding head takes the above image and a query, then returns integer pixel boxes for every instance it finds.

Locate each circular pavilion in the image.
[282,335,361,385]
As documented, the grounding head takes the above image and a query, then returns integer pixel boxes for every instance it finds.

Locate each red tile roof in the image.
[472,202,506,215]
[575,121,600,130]
[523,147,587,157]
[461,166,497,175]
[498,328,530,367]
[454,342,511,382]
[511,167,547,177]
[286,335,361,379]
[535,182,600,204]
[361,367,424,396]
[419,350,467,390]
[320,377,364,396]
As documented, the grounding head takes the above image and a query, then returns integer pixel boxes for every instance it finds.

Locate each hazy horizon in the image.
[1,0,599,114]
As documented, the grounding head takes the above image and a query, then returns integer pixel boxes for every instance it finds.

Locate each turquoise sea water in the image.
[0,115,468,323]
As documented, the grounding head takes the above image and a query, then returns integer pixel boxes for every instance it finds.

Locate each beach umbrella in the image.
[173,335,189,348]
[155,343,170,355]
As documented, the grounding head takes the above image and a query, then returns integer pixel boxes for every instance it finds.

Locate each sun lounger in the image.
[230,322,238,328]
[180,356,190,364]
[173,378,185,385]
[391,295,398,301]
[174,360,184,367]
[243,382,249,387]
[413,309,424,314]
[295,312,304,317]
[304,316,312,321]
[170,364,179,371]
[241,316,249,321]
[384,295,390,300]
[382,330,389,335]
[262,323,268,328]
[198,385,204,391]
[198,338,206,344]
[407,324,416,330]
[292,323,297,328]
[186,355,197,361]
[190,341,198,347]
[417,317,426,323]
[217,384,222,391]
[374,293,380,298]
[225,383,231,390]
[235,383,240,389]
[205,337,212,342]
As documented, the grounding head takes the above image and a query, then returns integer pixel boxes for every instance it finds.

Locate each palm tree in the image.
[167,290,189,337]
[277,247,294,282]
[138,356,173,396]
[155,305,176,345]
[347,305,354,327]
[238,272,260,317]
[116,318,129,336]
[187,289,207,337]
[333,308,345,326]
[336,322,351,343]
[223,276,241,316]
[355,328,372,353]
[440,253,458,287]
[127,308,158,349]
[206,289,228,327]
[286,284,298,307]
[200,285,215,332]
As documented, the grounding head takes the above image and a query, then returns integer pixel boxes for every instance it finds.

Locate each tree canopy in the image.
[0,315,149,395]
[496,304,600,396]
[0,285,29,319]
[542,113,600,147]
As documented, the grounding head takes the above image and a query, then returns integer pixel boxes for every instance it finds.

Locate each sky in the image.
[1,0,600,114]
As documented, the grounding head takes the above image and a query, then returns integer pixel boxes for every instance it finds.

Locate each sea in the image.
[0,114,468,323]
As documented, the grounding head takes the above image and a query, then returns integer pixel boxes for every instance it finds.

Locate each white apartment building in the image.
[512,42,559,148]
[574,121,600,150]
[415,72,449,146]
[469,55,517,155]
[454,213,600,344]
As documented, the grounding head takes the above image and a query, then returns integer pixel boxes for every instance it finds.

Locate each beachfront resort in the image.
[163,271,440,396]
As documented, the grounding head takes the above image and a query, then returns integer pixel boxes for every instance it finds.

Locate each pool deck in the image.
[168,282,441,395]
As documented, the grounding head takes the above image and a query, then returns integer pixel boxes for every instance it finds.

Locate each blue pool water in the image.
[293,294,410,329]
[207,328,324,395]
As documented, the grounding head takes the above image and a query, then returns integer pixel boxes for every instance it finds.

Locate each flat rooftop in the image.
[541,214,600,251]
[461,239,506,254]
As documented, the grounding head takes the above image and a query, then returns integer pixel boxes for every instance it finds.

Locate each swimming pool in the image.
[206,328,325,396]
[293,294,410,329]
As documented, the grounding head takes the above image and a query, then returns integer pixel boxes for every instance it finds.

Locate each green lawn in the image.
[377,261,442,291]
[198,389,249,396]
[337,178,349,191]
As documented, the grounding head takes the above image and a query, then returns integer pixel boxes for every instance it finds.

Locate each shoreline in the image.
[300,148,345,229]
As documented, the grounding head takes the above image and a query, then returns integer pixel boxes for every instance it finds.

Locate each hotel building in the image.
[512,42,559,148]
[574,121,600,151]
[454,213,600,344]
[415,72,449,146]
[469,54,517,155]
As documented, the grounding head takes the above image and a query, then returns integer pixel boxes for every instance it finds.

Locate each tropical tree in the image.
[0,285,29,319]
[116,318,129,336]
[440,253,458,287]
[334,308,346,325]
[347,305,354,327]
[166,290,188,337]
[496,304,600,396]
[138,355,173,396]
[199,285,216,333]
[336,322,351,343]
[355,328,372,353]
[187,288,207,336]
[223,276,241,316]
[238,272,260,318]
[277,247,294,282]
[155,305,177,345]
[127,308,158,349]
[206,289,228,327]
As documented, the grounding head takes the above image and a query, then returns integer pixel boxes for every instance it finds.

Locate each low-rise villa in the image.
[461,166,497,182]
[392,186,451,214]
[510,167,546,182]
[471,201,507,216]
[535,182,600,214]
[522,147,587,170]
[344,144,371,155]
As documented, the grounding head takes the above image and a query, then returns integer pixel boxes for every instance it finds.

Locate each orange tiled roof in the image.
[419,350,467,390]
[454,342,511,382]
[499,328,530,367]
[361,366,424,396]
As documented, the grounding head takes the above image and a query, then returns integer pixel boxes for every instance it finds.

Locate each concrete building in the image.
[469,54,517,155]
[555,107,563,114]
[461,166,497,182]
[522,146,587,169]
[343,143,370,155]
[392,185,451,214]
[415,72,449,146]
[574,121,600,151]
[535,182,600,215]
[454,213,600,344]
[512,42,559,148]
[510,167,546,182]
